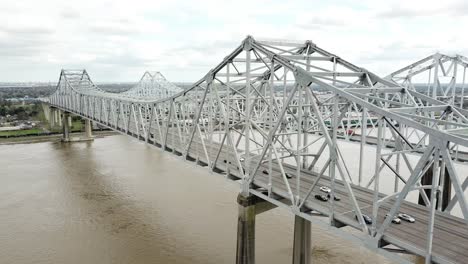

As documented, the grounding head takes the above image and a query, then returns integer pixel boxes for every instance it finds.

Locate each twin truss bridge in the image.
[42,36,468,264]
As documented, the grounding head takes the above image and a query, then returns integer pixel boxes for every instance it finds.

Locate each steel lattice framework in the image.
[388,53,468,107]
[122,71,182,99]
[45,36,468,264]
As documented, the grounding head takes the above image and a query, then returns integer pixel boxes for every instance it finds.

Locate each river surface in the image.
[0,135,420,263]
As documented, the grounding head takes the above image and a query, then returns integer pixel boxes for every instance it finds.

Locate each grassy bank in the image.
[0,128,43,137]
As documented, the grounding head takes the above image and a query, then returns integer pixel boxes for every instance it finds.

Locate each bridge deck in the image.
[160,130,468,264]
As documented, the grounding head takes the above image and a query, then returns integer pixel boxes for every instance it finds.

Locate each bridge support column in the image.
[236,194,256,264]
[235,193,280,264]
[57,110,62,127]
[84,119,94,139]
[61,112,70,142]
[49,108,56,128]
[54,109,62,126]
[68,115,72,127]
[292,215,311,264]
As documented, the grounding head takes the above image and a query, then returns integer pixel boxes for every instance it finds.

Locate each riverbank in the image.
[0,130,118,145]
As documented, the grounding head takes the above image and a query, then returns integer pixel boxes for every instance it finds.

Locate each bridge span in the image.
[42,36,468,264]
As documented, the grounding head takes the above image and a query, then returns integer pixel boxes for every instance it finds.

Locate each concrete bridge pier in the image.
[236,193,311,264]
[292,215,311,264]
[61,112,70,142]
[42,104,51,123]
[236,194,256,264]
[84,119,94,139]
[236,193,280,264]
[49,107,56,128]
[57,110,62,127]
[53,109,62,126]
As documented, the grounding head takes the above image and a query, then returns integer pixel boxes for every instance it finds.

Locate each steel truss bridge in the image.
[43,36,468,264]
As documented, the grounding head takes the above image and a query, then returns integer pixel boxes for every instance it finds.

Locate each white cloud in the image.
[0,0,466,82]
[376,0,468,18]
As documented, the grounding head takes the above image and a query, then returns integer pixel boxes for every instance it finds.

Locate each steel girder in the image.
[46,36,468,264]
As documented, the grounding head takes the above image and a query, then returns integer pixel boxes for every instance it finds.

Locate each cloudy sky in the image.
[0,0,467,83]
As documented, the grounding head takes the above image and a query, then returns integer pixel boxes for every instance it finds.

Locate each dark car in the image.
[285,172,293,179]
[327,193,341,201]
[314,194,328,202]
[355,214,372,224]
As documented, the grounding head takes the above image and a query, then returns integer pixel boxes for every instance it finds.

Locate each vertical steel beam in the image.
[296,85,303,206]
[432,55,440,102]
[303,53,311,169]
[243,43,252,196]
[425,148,440,264]
[329,95,339,224]
[372,119,384,235]
[268,61,274,195]
[358,107,367,186]
[460,66,466,109]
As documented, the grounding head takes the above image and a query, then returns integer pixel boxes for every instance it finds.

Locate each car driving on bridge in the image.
[314,194,328,202]
[385,214,401,224]
[355,214,373,225]
[327,193,340,201]
[398,213,415,223]
[320,186,331,193]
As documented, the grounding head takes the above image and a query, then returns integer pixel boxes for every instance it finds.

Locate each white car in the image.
[385,214,401,224]
[320,186,331,193]
[398,213,415,223]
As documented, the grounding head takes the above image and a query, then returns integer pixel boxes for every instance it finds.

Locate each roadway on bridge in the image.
[141,125,468,264]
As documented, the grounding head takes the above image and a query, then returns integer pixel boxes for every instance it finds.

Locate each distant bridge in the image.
[388,53,468,108]
[121,71,182,99]
[42,36,468,264]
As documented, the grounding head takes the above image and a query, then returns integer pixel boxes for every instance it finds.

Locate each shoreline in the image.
[0,130,118,145]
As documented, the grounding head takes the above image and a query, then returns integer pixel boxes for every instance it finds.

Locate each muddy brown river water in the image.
[0,135,421,263]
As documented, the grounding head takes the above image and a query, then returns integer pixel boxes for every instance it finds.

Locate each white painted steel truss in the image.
[388,53,468,107]
[46,36,468,264]
[122,71,182,99]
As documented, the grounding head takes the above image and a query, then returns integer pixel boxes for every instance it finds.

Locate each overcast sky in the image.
[0,0,467,83]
